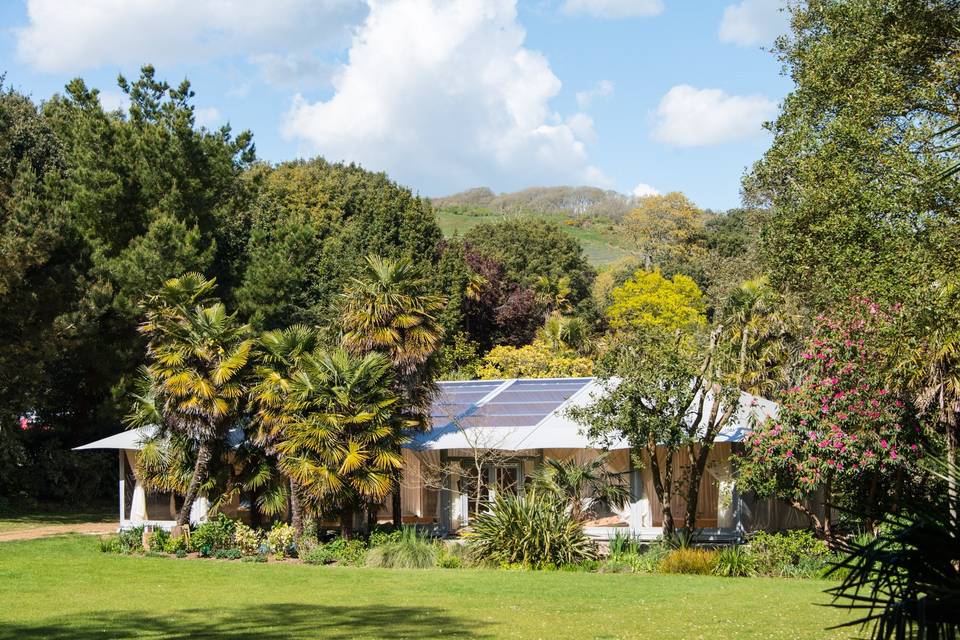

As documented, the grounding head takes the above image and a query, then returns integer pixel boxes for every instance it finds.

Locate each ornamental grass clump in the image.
[713,545,756,577]
[657,547,719,575]
[465,492,597,569]
[365,526,437,569]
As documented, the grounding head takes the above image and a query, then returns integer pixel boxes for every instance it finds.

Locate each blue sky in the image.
[0,0,792,210]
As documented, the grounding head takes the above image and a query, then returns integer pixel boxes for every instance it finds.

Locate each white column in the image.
[118,450,126,526]
[189,495,210,525]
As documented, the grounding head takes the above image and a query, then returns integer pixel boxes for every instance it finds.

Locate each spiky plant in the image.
[827,458,960,639]
[465,491,597,568]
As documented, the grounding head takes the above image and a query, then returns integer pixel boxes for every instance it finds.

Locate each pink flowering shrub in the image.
[738,299,921,531]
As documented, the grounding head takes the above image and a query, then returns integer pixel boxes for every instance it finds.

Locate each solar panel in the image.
[431,378,592,429]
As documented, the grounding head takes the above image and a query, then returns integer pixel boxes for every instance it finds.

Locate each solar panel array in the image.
[430,378,593,430]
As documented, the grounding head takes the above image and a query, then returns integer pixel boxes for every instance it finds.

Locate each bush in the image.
[175,549,188,558]
[658,548,719,575]
[714,545,756,577]
[213,548,243,560]
[232,522,263,556]
[437,542,472,569]
[466,493,597,569]
[162,534,189,555]
[267,522,297,559]
[98,526,145,554]
[302,537,368,566]
[148,529,170,552]
[368,526,403,548]
[748,530,830,577]
[365,527,437,569]
[191,514,236,556]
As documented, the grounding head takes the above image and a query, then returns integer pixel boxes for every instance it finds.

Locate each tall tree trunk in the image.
[289,478,303,535]
[341,506,354,540]
[823,472,833,539]
[392,489,402,527]
[648,446,675,539]
[684,445,705,533]
[176,440,213,526]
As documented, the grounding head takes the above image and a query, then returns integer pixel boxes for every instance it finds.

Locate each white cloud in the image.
[632,182,660,198]
[719,0,788,47]
[98,90,129,113]
[15,0,366,73]
[560,0,664,19]
[575,80,614,110]
[194,107,221,128]
[283,0,608,194]
[651,84,776,147]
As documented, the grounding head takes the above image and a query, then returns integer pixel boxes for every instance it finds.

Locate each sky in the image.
[0,0,793,210]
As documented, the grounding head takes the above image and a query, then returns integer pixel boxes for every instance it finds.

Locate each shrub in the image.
[145,550,168,558]
[191,514,236,556]
[658,548,719,575]
[148,529,170,552]
[213,548,243,560]
[368,526,403,548]
[267,522,297,559]
[302,537,368,566]
[437,542,472,569]
[365,527,437,569]
[748,530,830,577]
[162,534,189,555]
[232,522,263,556]
[98,526,145,554]
[466,493,597,568]
[175,549,187,558]
[714,545,756,577]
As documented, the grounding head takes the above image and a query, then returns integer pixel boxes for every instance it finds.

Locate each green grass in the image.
[435,209,636,266]
[0,535,855,639]
[0,506,115,534]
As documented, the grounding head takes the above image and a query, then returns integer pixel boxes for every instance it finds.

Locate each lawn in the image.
[0,535,857,639]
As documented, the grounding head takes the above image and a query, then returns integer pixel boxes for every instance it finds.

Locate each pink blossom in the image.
[785,450,794,458]
[880,439,888,449]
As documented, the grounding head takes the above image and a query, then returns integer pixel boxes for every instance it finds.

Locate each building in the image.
[76,377,813,538]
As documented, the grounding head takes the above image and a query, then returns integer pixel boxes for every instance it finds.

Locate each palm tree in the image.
[718,276,799,396]
[530,453,630,522]
[896,281,960,524]
[275,349,411,538]
[128,273,253,527]
[340,255,445,524]
[249,325,322,533]
[537,313,590,354]
[534,275,573,314]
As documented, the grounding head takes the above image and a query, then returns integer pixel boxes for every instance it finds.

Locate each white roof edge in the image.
[73,426,157,451]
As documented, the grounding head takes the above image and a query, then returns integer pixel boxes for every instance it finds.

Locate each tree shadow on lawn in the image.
[0,602,493,639]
